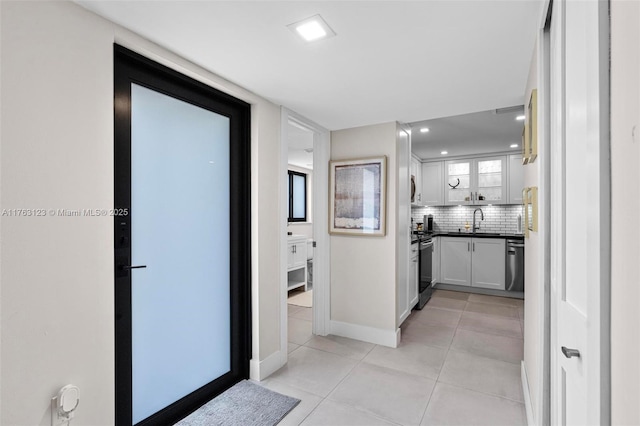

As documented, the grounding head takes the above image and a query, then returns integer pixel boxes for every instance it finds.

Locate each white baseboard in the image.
[330,320,398,348]
[521,361,535,425]
[250,349,285,381]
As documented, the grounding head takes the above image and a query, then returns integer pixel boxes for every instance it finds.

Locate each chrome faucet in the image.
[472,208,484,232]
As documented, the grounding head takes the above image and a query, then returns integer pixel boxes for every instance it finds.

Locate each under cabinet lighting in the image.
[420,128,430,133]
[516,115,526,121]
[440,151,448,155]
[510,144,519,148]
[287,14,336,42]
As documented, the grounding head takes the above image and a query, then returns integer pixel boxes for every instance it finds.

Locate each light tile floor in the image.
[260,289,526,426]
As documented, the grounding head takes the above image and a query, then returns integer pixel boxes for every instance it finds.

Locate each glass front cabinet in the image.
[445,156,507,205]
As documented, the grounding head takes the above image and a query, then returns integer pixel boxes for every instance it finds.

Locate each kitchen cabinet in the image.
[471,238,506,290]
[411,155,422,205]
[399,242,420,325]
[432,236,441,284]
[444,156,507,205]
[287,235,307,291]
[440,237,505,290]
[421,161,444,206]
[508,154,525,204]
[440,237,472,286]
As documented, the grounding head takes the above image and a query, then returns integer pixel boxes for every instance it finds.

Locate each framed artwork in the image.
[329,156,387,236]
[522,187,529,238]
[522,186,539,238]
[528,186,538,232]
[527,89,538,163]
[522,124,529,165]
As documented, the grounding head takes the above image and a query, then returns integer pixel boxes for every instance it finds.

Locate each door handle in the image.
[561,346,581,358]
[473,242,475,251]
[122,265,147,270]
[467,242,470,251]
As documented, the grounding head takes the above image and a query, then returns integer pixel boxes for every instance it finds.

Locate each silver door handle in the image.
[467,242,470,251]
[561,346,581,358]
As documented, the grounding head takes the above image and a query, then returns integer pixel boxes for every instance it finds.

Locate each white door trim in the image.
[280,108,331,368]
[548,0,611,423]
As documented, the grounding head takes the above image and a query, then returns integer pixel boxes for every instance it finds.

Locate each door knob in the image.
[561,346,581,358]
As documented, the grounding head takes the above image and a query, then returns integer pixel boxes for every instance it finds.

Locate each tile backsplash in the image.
[412,205,524,234]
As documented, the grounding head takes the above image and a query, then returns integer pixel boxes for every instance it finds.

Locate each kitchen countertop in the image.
[415,231,524,240]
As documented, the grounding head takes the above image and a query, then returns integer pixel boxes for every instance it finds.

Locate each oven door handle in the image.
[420,241,434,249]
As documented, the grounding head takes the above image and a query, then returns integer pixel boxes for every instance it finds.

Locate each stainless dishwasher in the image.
[506,239,525,292]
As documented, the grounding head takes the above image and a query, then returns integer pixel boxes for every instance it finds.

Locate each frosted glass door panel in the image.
[446,161,471,204]
[131,84,231,424]
[476,158,505,203]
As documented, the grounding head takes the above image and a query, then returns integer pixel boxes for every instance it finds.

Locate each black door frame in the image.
[114,45,251,426]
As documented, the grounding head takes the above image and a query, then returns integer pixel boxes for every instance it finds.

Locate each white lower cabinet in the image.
[471,238,506,290]
[440,237,506,290]
[399,243,420,325]
[287,235,307,291]
[440,237,472,286]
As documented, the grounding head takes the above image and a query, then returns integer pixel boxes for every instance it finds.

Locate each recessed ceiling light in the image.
[440,151,448,155]
[510,144,519,148]
[287,14,336,42]
[516,115,526,121]
[420,128,430,133]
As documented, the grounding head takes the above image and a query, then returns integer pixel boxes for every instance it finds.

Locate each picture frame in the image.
[522,186,538,238]
[528,186,538,232]
[522,187,529,238]
[522,123,529,165]
[329,156,387,236]
[527,89,538,163]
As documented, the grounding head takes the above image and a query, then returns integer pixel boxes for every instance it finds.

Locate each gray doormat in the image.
[175,380,300,426]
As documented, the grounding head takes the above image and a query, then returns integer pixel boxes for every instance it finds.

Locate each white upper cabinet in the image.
[410,155,422,205]
[445,156,507,205]
[445,159,473,205]
[421,162,444,206]
[508,154,525,204]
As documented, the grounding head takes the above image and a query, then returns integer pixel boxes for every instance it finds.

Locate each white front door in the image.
[550,0,610,424]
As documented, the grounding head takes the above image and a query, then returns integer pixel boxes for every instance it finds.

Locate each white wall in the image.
[330,122,398,339]
[610,1,640,424]
[0,2,282,424]
[522,36,544,424]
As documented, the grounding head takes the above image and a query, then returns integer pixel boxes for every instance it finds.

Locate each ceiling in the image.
[411,107,525,159]
[77,1,542,131]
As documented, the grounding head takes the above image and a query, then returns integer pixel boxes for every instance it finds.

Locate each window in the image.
[288,170,307,222]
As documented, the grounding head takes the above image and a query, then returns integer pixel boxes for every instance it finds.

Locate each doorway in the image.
[279,109,330,371]
[114,46,251,425]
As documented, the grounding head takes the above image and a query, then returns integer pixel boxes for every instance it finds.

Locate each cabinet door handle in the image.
[473,242,475,251]
[467,242,470,251]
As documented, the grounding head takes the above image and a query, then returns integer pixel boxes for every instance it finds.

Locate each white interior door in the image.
[550,1,610,424]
